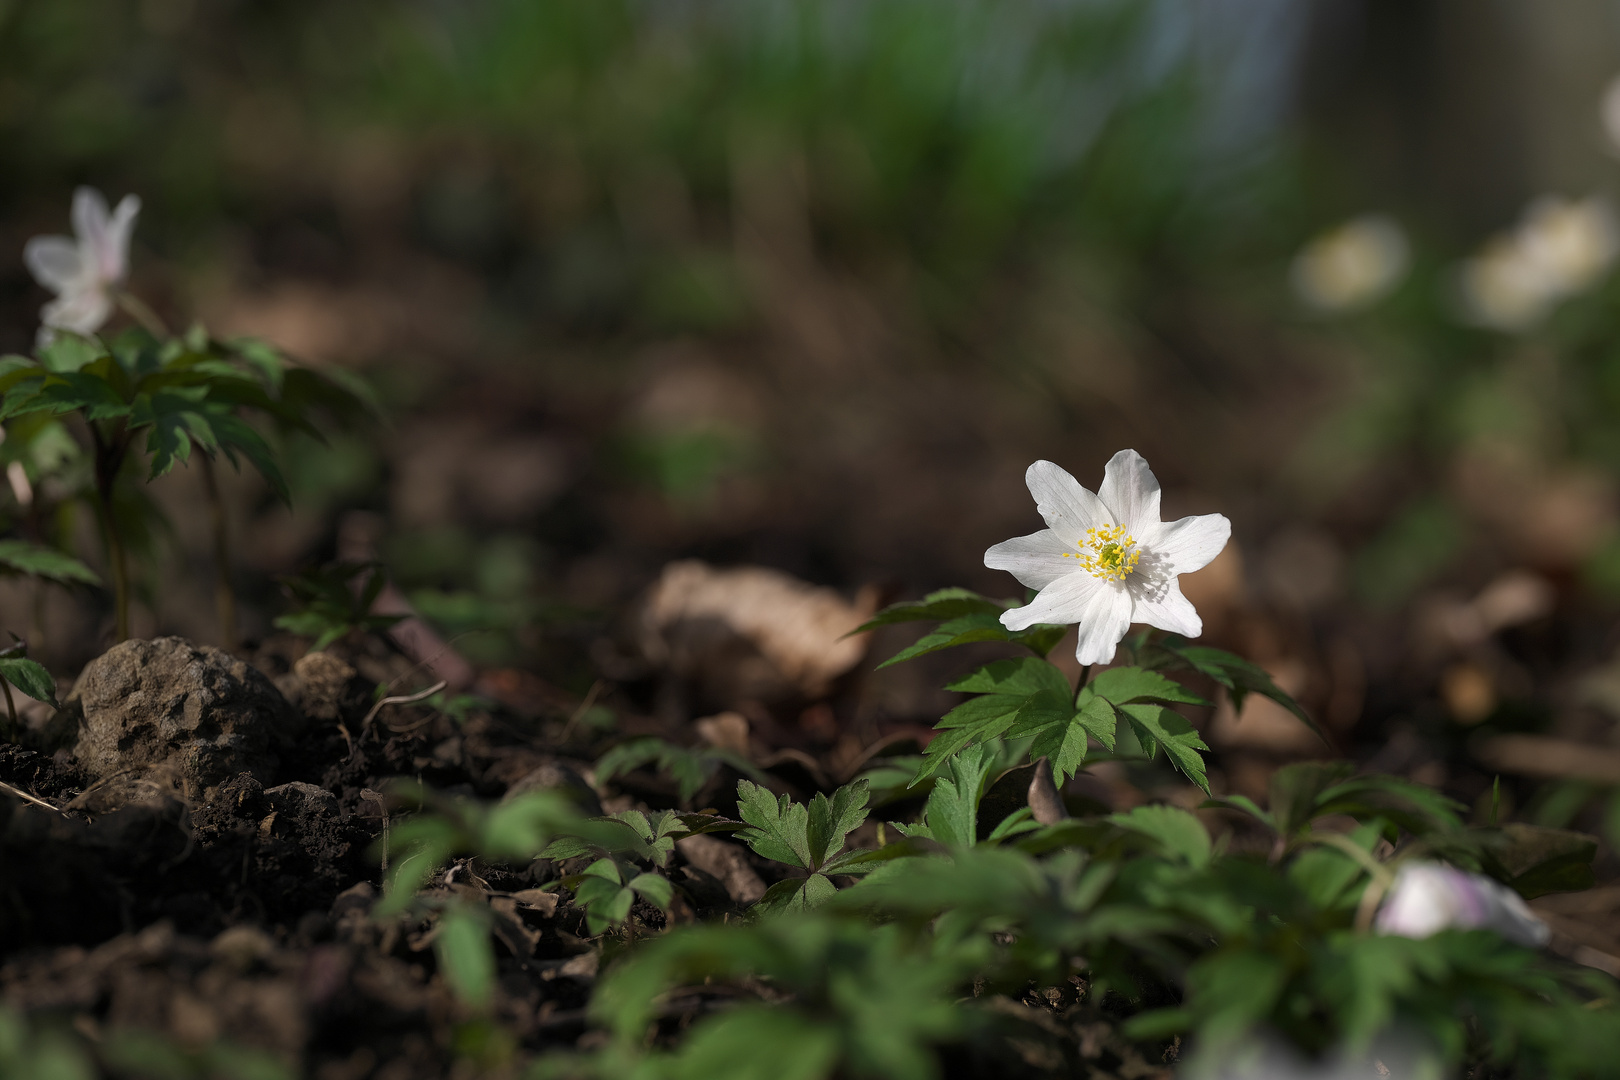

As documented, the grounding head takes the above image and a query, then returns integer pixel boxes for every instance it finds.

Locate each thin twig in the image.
[558,679,604,745]
[361,680,448,735]
[0,779,66,816]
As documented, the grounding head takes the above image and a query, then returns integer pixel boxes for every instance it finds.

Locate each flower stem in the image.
[89,422,131,643]
[1073,664,1092,707]
[115,291,171,339]
[200,454,237,651]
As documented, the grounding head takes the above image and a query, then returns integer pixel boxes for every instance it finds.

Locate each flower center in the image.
[1065,524,1140,581]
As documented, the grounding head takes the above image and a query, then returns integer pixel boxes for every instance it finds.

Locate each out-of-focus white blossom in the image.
[1290,214,1410,313]
[1457,195,1619,331]
[23,187,141,338]
[1374,862,1548,948]
[985,451,1230,667]
[1601,73,1620,155]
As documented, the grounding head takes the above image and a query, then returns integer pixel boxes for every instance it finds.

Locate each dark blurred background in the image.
[10,0,1620,820]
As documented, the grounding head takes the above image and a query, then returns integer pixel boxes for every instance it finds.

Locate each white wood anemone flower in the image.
[985,450,1230,667]
[23,187,142,338]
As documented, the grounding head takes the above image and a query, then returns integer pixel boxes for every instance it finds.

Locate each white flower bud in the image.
[1375,862,1548,948]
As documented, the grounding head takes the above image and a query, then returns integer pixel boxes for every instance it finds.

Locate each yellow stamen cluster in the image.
[1063,524,1140,581]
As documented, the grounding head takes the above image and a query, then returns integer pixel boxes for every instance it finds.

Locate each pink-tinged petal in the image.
[1097,449,1162,535]
[42,287,113,336]
[1145,512,1230,576]
[100,194,141,282]
[1025,459,1110,541]
[1000,569,1103,632]
[985,529,1079,591]
[1128,578,1201,637]
[1074,582,1132,666]
[23,237,83,292]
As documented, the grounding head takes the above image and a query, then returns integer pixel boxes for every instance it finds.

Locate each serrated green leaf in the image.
[1120,704,1210,792]
[1033,715,1092,784]
[1087,666,1210,708]
[914,709,1022,784]
[914,744,993,850]
[806,779,870,869]
[1157,641,1328,745]
[1075,694,1117,750]
[1002,688,1078,740]
[736,780,812,869]
[946,656,1071,698]
[874,612,1012,668]
[854,587,1007,631]
[208,413,290,502]
[755,872,839,914]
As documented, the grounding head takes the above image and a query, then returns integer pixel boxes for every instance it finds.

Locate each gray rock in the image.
[71,637,303,794]
[277,651,369,723]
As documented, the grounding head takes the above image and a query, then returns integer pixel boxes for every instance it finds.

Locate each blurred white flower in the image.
[1375,862,1548,948]
[1601,73,1620,155]
[1290,213,1410,313]
[985,450,1230,667]
[1457,195,1619,331]
[23,187,142,337]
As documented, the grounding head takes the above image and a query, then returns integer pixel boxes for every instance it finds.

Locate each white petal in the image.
[71,187,111,262]
[23,236,83,292]
[1097,449,1162,535]
[1000,570,1103,632]
[42,287,113,335]
[1074,582,1132,666]
[984,529,1078,591]
[1129,578,1202,637]
[1024,459,1110,541]
[1146,512,1231,576]
[98,194,141,282]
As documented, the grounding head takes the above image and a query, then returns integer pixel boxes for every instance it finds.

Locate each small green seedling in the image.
[274,561,404,650]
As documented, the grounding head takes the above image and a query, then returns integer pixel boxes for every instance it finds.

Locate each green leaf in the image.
[1478,824,1598,899]
[0,540,100,586]
[946,656,1071,698]
[0,657,57,706]
[208,412,290,502]
[1267,762,1355,838]
[1087,666,1210,708]
[805,779,871,869]
[755,873,839,913]
[736,780,813,869]
[910,744,994,850]
[1109,804,1211,867]
[854,587,1007,631]
[435,905,496,1010]
[1120,704,1210,792]
[875,612,1015,668]
[1153,640,1327,745]
[627,872,674,910]
[36,335,105,374]
[1074,694,1118,751]
[666,1006,841,1080]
